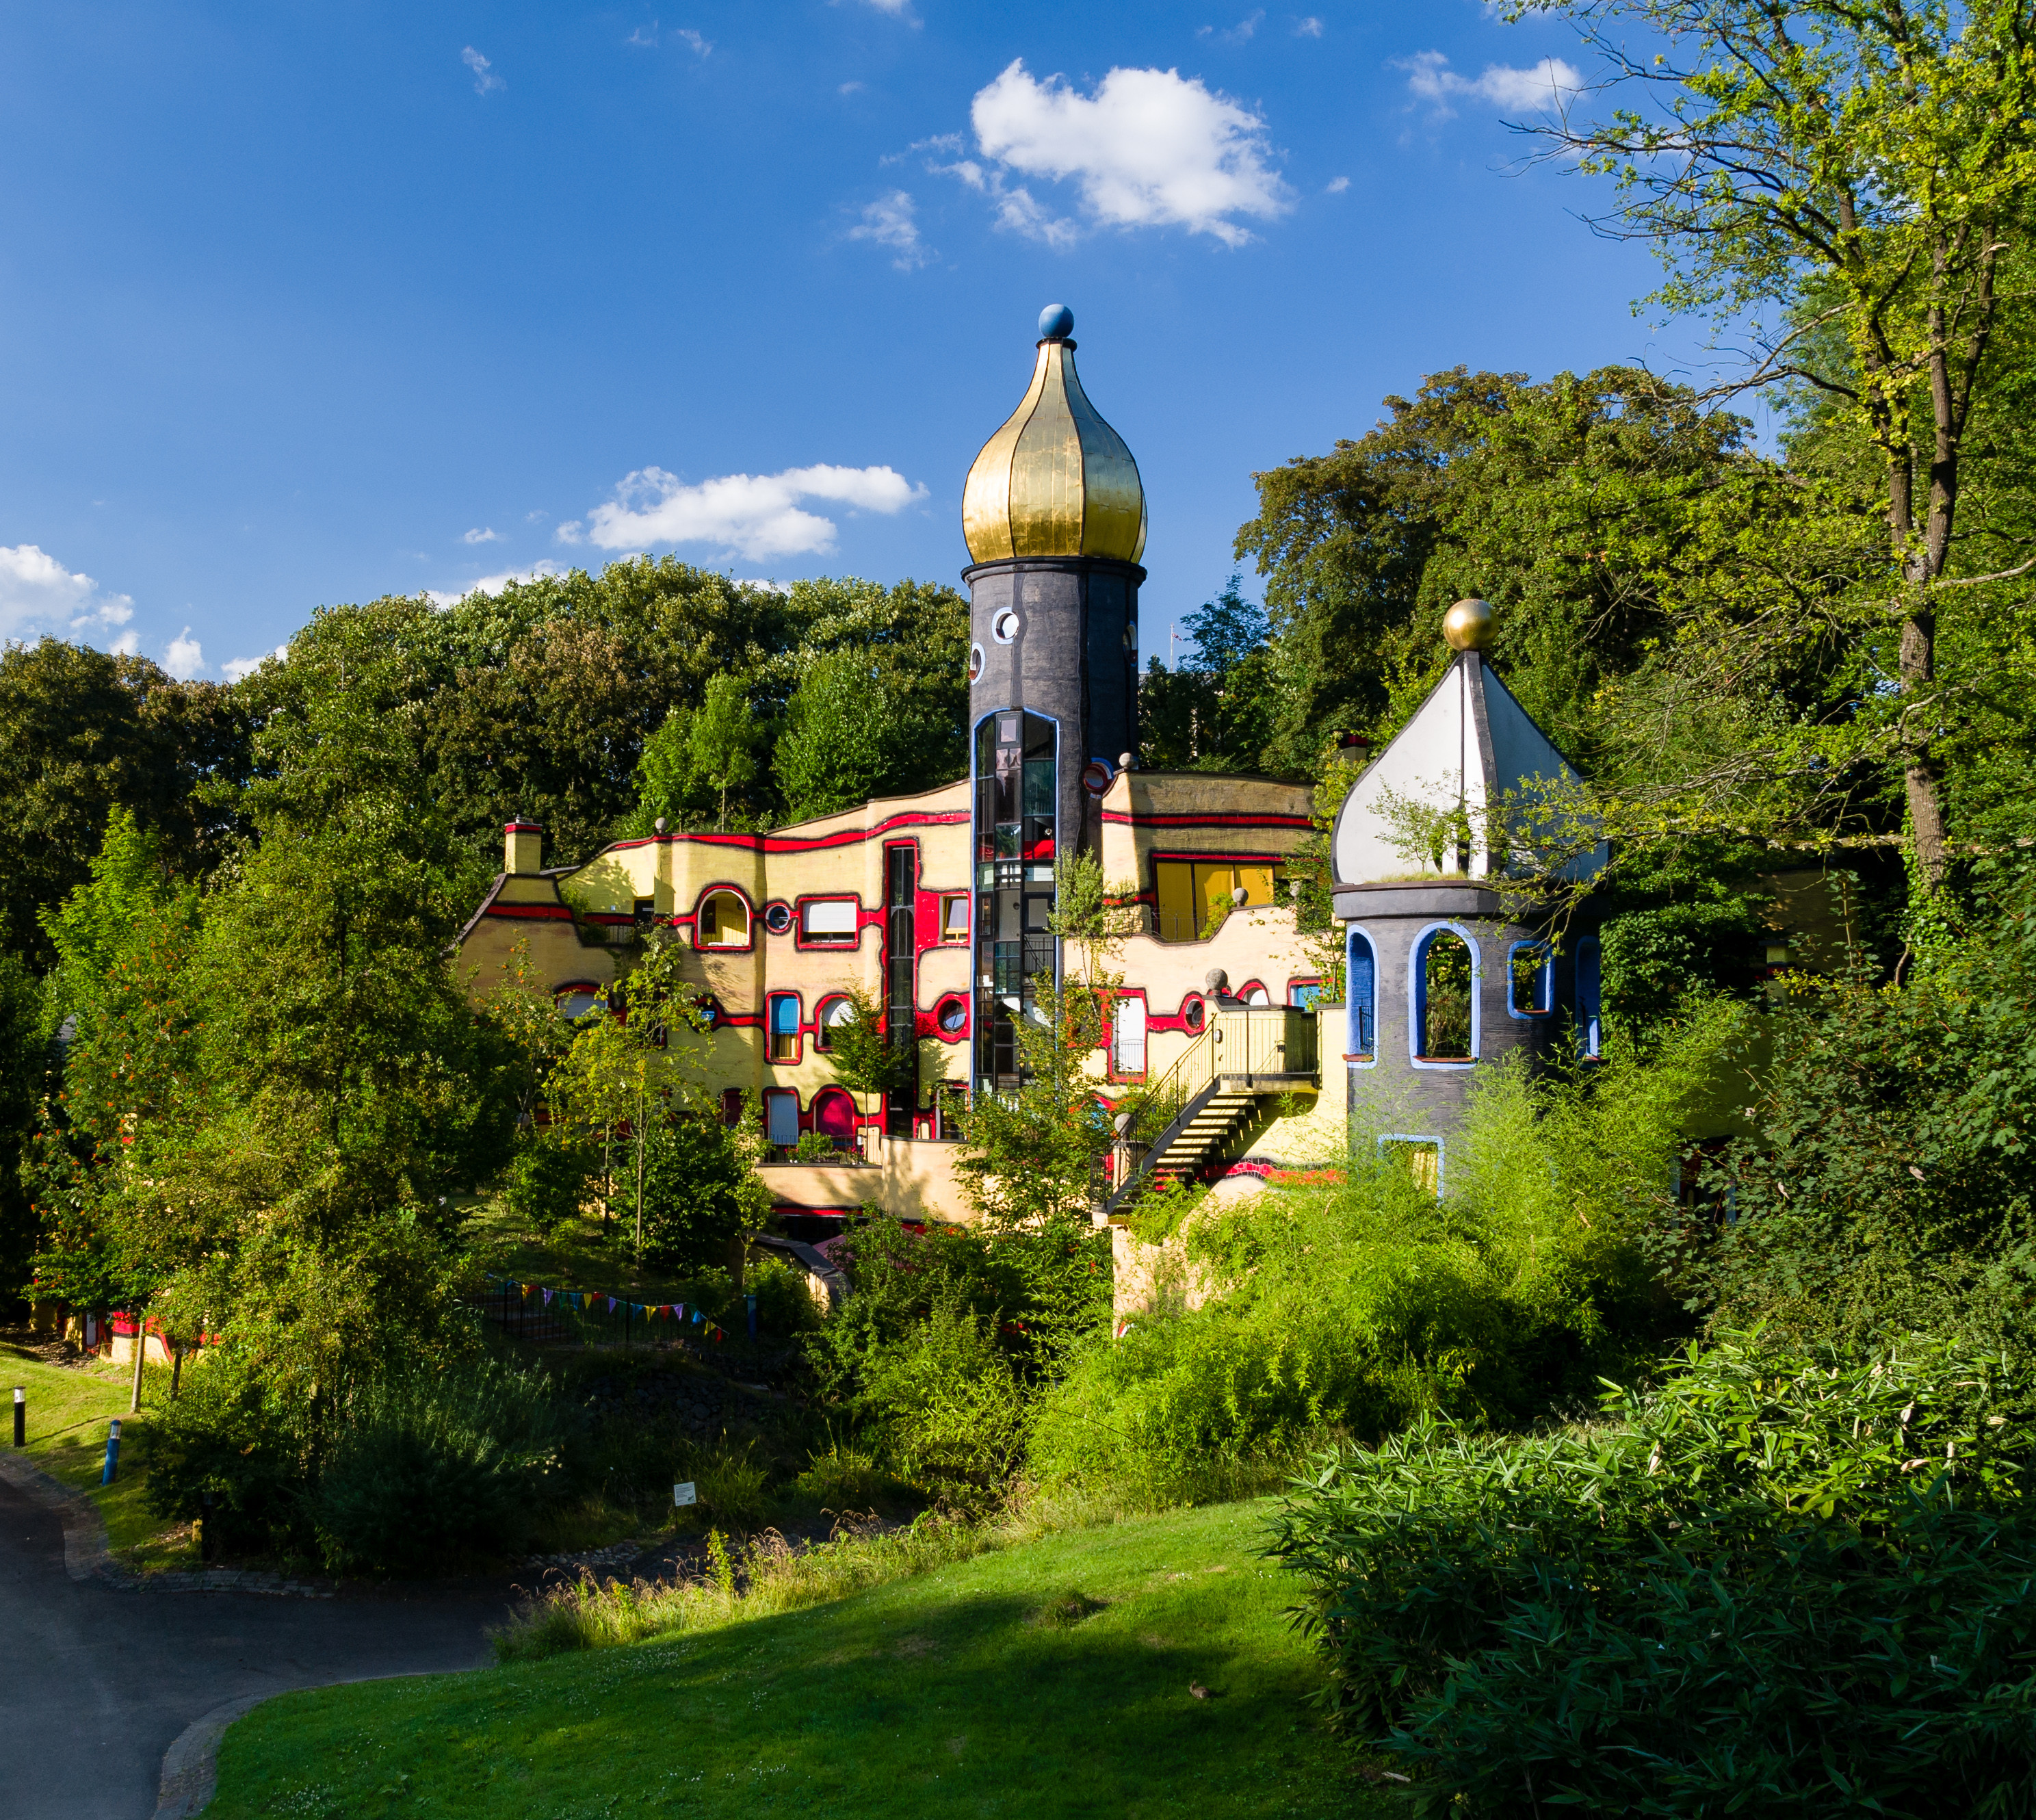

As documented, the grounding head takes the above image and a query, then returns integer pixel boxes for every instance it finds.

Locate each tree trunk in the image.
[1899,600,1948,886]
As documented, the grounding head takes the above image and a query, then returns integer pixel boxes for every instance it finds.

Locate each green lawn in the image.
[0,1334,195,1565]
[208,1500,1383,1820]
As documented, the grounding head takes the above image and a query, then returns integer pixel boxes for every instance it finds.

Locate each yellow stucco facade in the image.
[455,769,1328,1224]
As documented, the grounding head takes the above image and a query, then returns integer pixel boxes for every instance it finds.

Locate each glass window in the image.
[1347,931,1376,1058]
[813,995,854,1051]
[1415,928,1476,1062]
[1113,995,1147,1074]
[764,1091,799,1148]
[1576,935,1603,1059]
[1241,983,1271,1007]
[1381,1136,1442,1196]
[1288,979,1323,1011]
[801,898,858,944]
[698,891,749,948]
[768,993,799,1063]
[1153,859,1277,941]
[558,985,601,1021]
[936,996,968,1034]
[942,895,969,942]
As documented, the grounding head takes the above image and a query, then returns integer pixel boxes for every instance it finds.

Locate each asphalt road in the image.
[0,1470,507,1820]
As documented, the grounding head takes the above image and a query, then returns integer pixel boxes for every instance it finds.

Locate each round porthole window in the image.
[1182,995,1206,1033]
[992,609,1020,644]
[967,642,985,682]
[1082,759,1112,795]
[936,996,969,1035]
[763,901,792,935]
[1124,620,1137,651]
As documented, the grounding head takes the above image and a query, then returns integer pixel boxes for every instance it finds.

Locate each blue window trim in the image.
[1575,933,1603,1060]
[1506,940,1554,1019]
[1379,1132,1444,1197]
[1408,922,1481,1069]
[1346,925,1378,1067]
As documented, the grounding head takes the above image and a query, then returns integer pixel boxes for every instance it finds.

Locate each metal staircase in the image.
[1105,1007,1320,1216]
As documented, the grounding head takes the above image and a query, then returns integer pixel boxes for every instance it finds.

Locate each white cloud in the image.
[463,526,503,544]
[462,47,505,95]
[854,0,915,15]
[627,23,658,47]
[677,27,710,55]
[164,628,204,678]
[572,464,928,562]
[0,543,135,645]
[847,190,930,269]
[956,60,1291,248]
[222,644,289,684]
[1396,51,1582,120]
[1294,16,1324,36]
[426,562,565,609]
[1325,174,1350,194]
[1197,11,1264,44]
[840,80,865,94]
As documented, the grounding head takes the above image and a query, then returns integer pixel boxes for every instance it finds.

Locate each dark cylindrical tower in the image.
[962,305,1147,1093]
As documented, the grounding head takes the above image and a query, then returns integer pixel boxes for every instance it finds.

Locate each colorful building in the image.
[455,305,1327,1229]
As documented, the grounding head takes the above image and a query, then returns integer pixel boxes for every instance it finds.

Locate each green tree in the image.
[1515,0,2036,881]
[0,640,248,958]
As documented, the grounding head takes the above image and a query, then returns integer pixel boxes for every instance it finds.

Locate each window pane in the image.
[802,898,858,936]
[943,896,969,939]
[766,1093,798,1147]
[1155,861,1195,942]
[1114,996,1147,1073]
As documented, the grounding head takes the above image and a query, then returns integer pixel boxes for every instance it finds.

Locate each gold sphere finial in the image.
[1444,598,1494,651]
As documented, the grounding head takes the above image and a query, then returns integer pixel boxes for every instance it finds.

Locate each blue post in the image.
[746,1294,757,1340]
[101,1418,122,1485]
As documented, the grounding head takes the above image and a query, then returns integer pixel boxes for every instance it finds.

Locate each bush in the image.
[746,1252,818,1337]
[146,1353,312,1556]
[1030,1011,1738,1496]
[1266,1331,2036,1816]
[1671,859,2036,1350]
[311,1359,575,1574]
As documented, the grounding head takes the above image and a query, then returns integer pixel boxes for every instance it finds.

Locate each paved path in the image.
[0,1468,507,1819]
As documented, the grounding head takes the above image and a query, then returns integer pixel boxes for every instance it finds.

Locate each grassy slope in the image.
[0,1335,195,1564]
[209,1501,1382,1820]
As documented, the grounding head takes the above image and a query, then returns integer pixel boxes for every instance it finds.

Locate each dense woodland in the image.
[11,4,2036,1805]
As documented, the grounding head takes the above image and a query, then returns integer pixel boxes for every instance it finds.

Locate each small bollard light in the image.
[12,1386,23,1448]
[746,1293,757,1340]
[102,1417,122,1485]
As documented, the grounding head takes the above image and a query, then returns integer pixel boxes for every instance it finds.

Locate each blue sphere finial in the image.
[1038,303,1074,341]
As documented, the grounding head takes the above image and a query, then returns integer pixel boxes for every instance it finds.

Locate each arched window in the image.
[812,1088,858,1150]
[1411,926,1478,1064]
[1508,941,1553,1018]
[556,982,603,1022]
[813,995,855,1052]
[1346,929,1376,1060]
[1576,935,1603,1059]
[697,889,750,948]
[1239,980,1271,1007]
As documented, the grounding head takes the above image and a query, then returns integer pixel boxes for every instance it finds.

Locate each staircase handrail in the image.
[1112,1008,1318,1156]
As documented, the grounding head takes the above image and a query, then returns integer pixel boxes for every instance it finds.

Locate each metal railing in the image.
[1114,1008,1319,1156]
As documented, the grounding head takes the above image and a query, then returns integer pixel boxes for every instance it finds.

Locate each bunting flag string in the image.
[483,1271,731,1344]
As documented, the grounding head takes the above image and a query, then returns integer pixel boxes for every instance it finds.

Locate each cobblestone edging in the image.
[0,1450,336,1596]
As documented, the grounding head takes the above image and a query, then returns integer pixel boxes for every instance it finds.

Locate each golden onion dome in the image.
[962,304,1147,567]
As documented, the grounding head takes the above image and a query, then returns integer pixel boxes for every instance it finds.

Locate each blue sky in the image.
[0,1,1713,681]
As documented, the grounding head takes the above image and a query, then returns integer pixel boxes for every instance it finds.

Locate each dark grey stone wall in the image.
[1333,881,1589,1146]
[965,556,1143,849]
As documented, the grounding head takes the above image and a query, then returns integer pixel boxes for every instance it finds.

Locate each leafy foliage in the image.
[1032,1010,1740,1498]
[1667,858,2036,1349]
[1268,1331,2036,1817]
